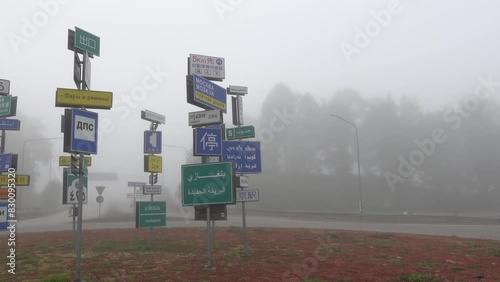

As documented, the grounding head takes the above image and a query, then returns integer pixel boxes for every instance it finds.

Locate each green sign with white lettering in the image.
[181,162,235,206]
[0,96,12,117]
[74,27,100,56]
[135,201,166,228]
[226,125,255,140]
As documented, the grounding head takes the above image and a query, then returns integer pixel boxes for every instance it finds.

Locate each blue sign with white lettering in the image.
[144,131,162,154]
[194,128,222,156]
[0,119,20,130]
[0,201,8,231]
[221,141,262,173]
[193,75,227,113]
[0,154,13,172]
[71,109,98,154]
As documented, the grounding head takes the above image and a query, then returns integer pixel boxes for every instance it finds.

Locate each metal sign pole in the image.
[204,205,214,270]
[211,220,216,248]
[149,172,154,246]
[75,153,84,281]
[236,94,250,257]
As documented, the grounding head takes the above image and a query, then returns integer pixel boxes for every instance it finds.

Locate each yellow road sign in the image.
[59,156,92,167]
[55,88,113,109]
[0,188,9,199]
[144,155,162,173]
[0,174,30,186]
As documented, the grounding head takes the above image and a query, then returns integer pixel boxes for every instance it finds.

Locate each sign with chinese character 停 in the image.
[221,141,262,174]
[193,128,222,156]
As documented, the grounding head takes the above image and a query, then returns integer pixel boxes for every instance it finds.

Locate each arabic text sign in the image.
[144,155,162,173]
[55,88,113,109]
[59,156,92,167]
[0,119,21,130]
[222,141,262,173]
[182,162,234,206]
[193,75,227,113]
[194,128,222,156]
[135,201,166,228]
[0,175,30,186]
[226,125,255,140]
[0,96,12,117]
[63,169,88,204]
[189,54,225,80]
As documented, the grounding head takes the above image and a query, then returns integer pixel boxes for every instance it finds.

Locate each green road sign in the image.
[226,125,255,140]
[182,162,235,206]
[75,27,100,56]
[0,96,12,117]
[135,201,166,228]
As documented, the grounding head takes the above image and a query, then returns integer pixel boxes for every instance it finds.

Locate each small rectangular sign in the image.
[141,110,165,124]
[0,188,9,199]
[63,168,88,204]
[144,131,162,154]
[226,125,255,140]
[227,85,248,95]
[237,175,249,188]
[189,54,225,80]
[188,109,223,127]
[135,201,166,228]
[144,155,162,173]
[0,202,7,230]
[59,156,92,167]
[55,88,113,109]
[0,79,10,95]
[74,27,100,56]
[0,119,20,131]
[127,193,146,199]
[144,185,162,195]
[128,181,146,187]
[0,174,29,186]
[0,96,12,117]
[193,128,222,156]
[236,189,259,202]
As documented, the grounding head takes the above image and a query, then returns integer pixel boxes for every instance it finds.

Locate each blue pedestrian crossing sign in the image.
[144,131,162,154]
[194,128,222,156]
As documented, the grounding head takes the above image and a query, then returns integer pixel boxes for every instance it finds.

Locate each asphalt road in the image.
[13,207,500,240]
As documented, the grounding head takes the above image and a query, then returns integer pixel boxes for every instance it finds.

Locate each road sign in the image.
[63,168,88,204]
[194,127,222,156]
[128,181,146,187]
[0,202,7,230]
[66,108,98,155]
[189,54,225,80]
[144,185,162,195]
[227,85,248,95]
[231,95,243,125]
[144,155,162,173]
[0,79,10,95]
[74,27,100,56]
[0,188,9,199]
[0,96,15,117]
[73,53,81,86]
[96,195,104,204]
[55,88,113,109]
[192,75,227,113]
[59,156,92,167]
[194,204,227,221]
[83,52,91,89]
[0,175,30,186]
[222,141,262,174]
[236,175,249,188]
[149,173,158,184]
[127,193,146,199]
[95,186,105,195]
[144,131,162,154]
[188,109,223,127]
[135,201,166,228]
[0,153,17,172]
[0,119,21,131]
[181,162,235,206]
[236,189,259,202]
[226,125,255,140]
[141,110,165,124]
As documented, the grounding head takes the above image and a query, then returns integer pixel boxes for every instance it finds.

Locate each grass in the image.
[41,273,70,282]
[416,259,441,269]
[171,265,185,271]
[493,249,500,257]
[390,258,406,265]
[399,272,441,282]
[304,279,330,282]
[282,248,303,257]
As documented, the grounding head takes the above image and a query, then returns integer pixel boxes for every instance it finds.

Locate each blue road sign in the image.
[193,75,227,113]
[221,141,262,173]
[0,201,8,231]
[0,119,20,131]
[144,131,162,154]
[0,154,13,172]
[194,128,222,156]
[71,108,98,154]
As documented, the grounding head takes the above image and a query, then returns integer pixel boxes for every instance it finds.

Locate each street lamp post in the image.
[329,114,363,214]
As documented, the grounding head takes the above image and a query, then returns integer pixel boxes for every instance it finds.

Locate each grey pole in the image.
[329,114,363,214]
[204,205,214,270]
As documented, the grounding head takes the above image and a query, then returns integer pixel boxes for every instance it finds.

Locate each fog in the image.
[1,1,500,217]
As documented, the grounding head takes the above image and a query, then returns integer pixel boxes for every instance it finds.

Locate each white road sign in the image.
[144,185,162,195]
[189,109,223,127]
[236,189,259,202]
[141,110,165,124]
[189,54,225,80]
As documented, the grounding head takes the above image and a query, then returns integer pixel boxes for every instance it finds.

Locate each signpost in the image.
[189,109,223,127]
[144,131,162,154]
[181,162,235,206]
[193,127,222,156]
[189,54,225,80]
[221,141,262,173]
[55,88,113,109]
[135,201,166,228]
[0,79,10,95]
[192,75,227,112]
[226,126,255,140]
[0,119,21,131]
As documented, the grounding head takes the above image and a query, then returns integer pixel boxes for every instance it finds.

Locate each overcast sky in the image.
[2,0,499,196]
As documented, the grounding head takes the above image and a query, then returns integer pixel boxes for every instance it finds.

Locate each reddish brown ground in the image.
[1,227,500,281]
